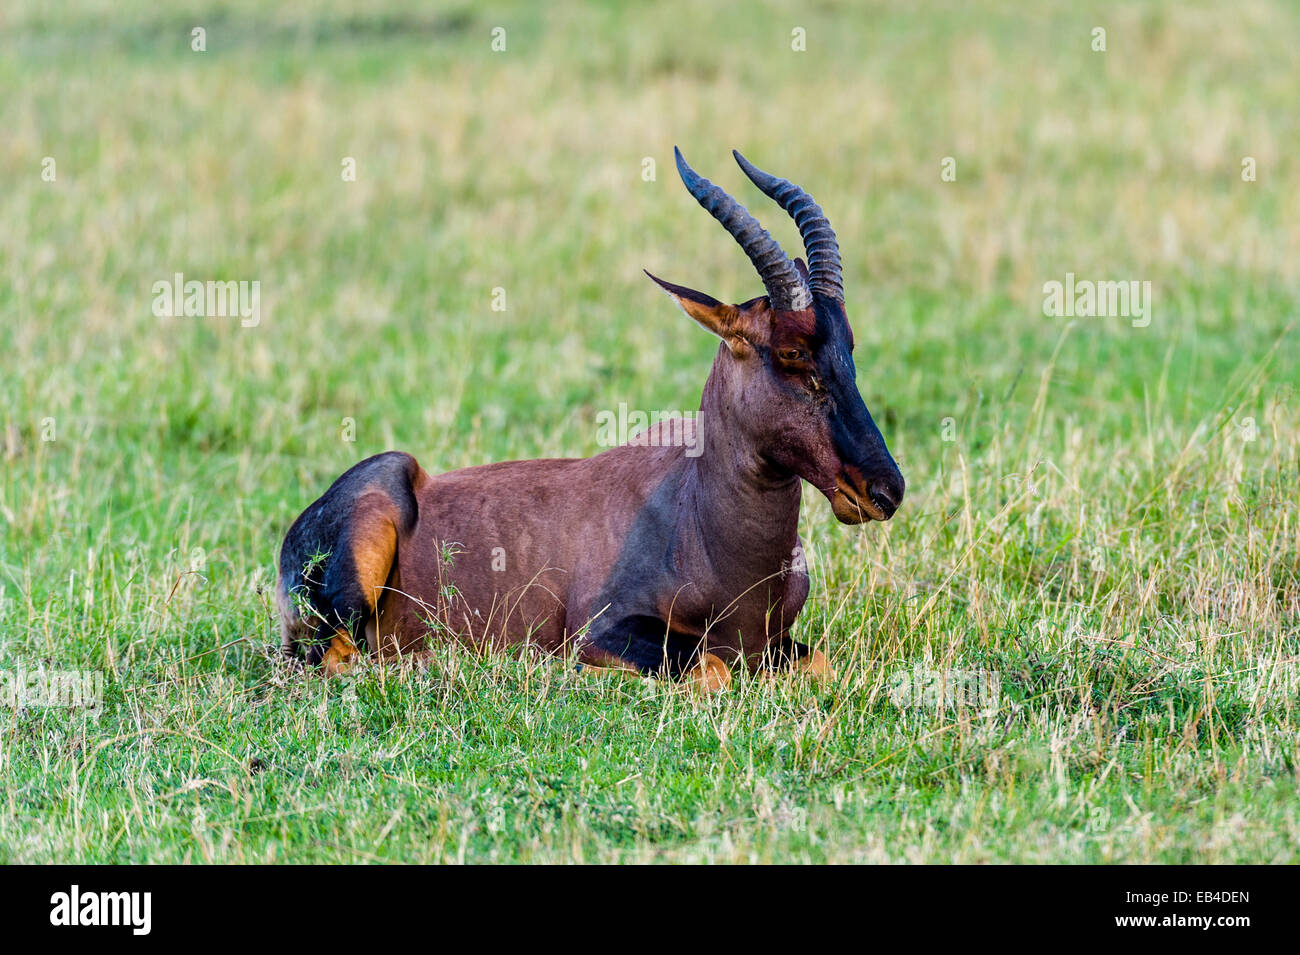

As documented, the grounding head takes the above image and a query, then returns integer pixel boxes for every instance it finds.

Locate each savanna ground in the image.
[1,0,1297,863]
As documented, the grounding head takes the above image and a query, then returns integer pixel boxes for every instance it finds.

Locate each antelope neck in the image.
[682,353,802,574]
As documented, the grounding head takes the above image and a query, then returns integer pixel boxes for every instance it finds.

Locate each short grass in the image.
[1,0,1297,862]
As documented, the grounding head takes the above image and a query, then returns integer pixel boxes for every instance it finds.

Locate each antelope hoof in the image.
[686,652,732,693]
[322,632,359,677]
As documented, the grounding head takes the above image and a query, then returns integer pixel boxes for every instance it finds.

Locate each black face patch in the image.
[809,298,900,486]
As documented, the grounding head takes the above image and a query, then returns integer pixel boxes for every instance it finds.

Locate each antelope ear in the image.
[793,257,810,282]
[644,271,758,355]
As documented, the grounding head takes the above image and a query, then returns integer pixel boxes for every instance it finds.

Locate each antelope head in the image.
[647,148,905,523]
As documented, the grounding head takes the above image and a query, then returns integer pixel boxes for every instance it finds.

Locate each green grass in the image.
[1,0,1297,862]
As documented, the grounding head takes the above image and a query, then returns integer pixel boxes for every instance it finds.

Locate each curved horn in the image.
[674,147,811,312]
[732,150,843,303]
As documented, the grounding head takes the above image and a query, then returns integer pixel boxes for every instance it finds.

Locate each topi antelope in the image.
[277,148,905,690]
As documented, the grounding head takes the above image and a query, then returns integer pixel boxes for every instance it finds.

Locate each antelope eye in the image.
[777,348,805,363]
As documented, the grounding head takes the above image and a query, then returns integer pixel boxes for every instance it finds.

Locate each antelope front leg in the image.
[578,615,732,693]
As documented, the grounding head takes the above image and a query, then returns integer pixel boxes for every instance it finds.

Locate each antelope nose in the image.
[868,474,904,520]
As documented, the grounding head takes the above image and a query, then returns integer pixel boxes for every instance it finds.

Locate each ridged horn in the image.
[674,147,811,312]
[732,150,843,303]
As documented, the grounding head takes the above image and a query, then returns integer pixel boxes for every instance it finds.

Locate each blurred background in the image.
[5,2,1295,483]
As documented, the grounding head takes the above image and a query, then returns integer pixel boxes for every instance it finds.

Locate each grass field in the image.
[1,0,1297,863]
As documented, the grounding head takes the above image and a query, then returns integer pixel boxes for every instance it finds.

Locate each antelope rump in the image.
[276,148,905,690]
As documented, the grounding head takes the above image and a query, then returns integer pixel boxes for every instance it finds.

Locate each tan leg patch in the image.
[322,630,359,677]
[574,647,643,682]
[791,648,833,680]
[761,648,834,683]
[577,662,643,682]
[686,652,732,693]
[350,491,399,614]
